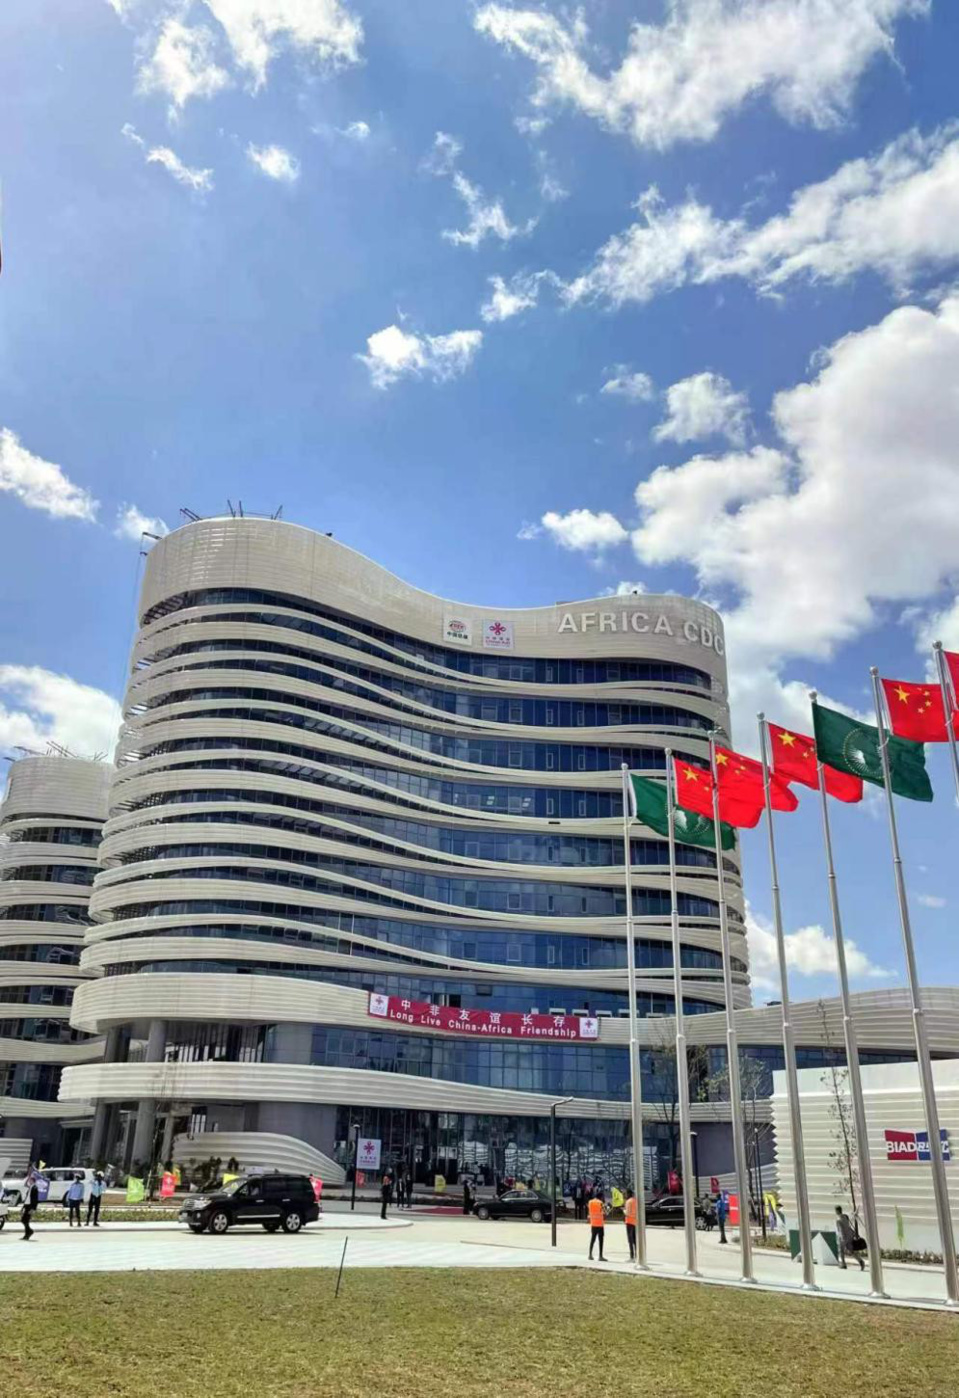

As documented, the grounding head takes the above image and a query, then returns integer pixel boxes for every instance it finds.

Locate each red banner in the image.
[368,993,599,1041]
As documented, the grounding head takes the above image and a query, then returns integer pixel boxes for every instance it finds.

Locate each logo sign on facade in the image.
[884,1129,951,1162]
[369,993,598,1041]
[443,615,473,647]
[482,618,514,650]
[357,1137,382,1170]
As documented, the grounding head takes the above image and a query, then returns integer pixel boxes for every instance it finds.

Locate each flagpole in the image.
[707,734,754,1283]
[620,764,648,1270]
[869,669,959,1306]
[664,750,699,1277]
[810,691,886,1298]
[933,641,959,806]
[756,715,818,1290]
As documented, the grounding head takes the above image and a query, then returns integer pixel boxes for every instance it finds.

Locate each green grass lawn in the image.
[1,1269,956,1398]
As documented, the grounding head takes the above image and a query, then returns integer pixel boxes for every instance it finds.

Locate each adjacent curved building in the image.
[0,755,110,1164]
[62,516,745,1182]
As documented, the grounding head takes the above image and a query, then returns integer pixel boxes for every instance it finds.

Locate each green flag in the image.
[629,774,736,850]
[812,703,933,802]
[126,1176,145,1204]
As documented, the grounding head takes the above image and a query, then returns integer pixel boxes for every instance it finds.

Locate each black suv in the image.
[179,1173,320,1235]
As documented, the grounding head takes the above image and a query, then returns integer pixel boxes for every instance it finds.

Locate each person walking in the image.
[66,1173,84,1228]
[588,1192,606,1261]
[21,1173,40,1242]
[624,1187,637,1262]
[86,1171,105,1227]
[380,1171,393,1221]
[462,1177,473,1216]
[404,1169,413,1208]
[715,1191,728,1245]
[835,1206,866,1271]
[572,1179,584,1221]
[395,1173,405,1209]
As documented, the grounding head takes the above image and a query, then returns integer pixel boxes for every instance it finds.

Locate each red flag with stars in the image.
[768,723,863,803]
[881,677,959,743]
[716,746,799,816]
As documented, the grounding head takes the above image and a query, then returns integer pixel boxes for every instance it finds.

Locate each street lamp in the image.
[350,1122,360,1212]
[550,1097,573,1248]
[690,1130,700,1200]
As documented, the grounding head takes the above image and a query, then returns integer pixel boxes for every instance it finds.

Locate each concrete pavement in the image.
[0,1207,955,1312]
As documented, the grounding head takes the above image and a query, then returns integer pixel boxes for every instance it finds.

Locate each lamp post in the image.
[350,1122,360,1212]
[550,1097,573,1248]
[690,1131,700,1200]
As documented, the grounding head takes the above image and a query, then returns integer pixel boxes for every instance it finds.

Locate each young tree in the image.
[645,1022,709,1188]
[817,999,860,1220]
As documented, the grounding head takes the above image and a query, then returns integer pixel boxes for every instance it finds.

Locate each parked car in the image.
[2,1167,96,1207]
[473,1189,560,1223]
[643,1193,709,1228]
[0,1196,9,1230]
[179,1172,319,1235]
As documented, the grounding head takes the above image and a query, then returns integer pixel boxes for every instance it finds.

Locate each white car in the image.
[1,1167,96,1207]
[0,1197,9,1230]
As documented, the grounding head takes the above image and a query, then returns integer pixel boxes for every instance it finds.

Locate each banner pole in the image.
[620,764,648,1269]
[665,750,699,1277]
[869,668,959,1306]
[933,641,959,807]
[707,735,754,1283]
[757,714,818,1291]
[810,692,886,1297]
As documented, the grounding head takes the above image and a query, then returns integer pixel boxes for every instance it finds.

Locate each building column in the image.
[87,1027,121,1163]
[130,1020,166,1169]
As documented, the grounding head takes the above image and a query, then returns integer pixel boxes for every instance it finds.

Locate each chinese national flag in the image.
[672,759,717,821]
[769,722,863,803]
[716,746,799,816]
[881,677,959,743]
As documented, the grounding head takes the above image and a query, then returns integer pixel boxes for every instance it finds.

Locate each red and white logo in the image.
[482,618,514,650]
[443,615,473,646]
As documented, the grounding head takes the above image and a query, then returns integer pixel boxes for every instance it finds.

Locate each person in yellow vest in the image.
[587,1191,606,1261]
[624,1187,637,1261]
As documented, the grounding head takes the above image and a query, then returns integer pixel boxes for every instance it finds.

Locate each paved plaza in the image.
[0,1205,954,1311]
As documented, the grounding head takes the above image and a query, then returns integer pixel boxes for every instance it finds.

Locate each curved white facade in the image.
[64,516,750,1180]
[0,755,110,1158]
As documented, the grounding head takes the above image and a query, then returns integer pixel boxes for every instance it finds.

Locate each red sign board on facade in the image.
[368,993,599,1041]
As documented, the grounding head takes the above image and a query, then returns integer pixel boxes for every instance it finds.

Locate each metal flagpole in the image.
[869,669,959,1306]
[620,764,648,1269]
[707,735,754,1283]
[809,692,886,1298]
[757,715,818,1291]
[664,750,699,1276]
[933,641,959,807]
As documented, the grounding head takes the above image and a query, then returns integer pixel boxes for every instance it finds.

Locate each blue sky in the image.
[2,1,959,998]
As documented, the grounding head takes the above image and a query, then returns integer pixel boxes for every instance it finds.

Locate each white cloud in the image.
[422,130,462,176]
[137,18,230,113]
[602,580,646,597]
[147,145,213,191]
[475,2,928,150]
[114,503,170,542]
[480,272,548,322]
[424,134,535,249]
[631,295,959,738]
[746,904,891,994]
[0,428,98,522]
[534,508,628,555]
[202,0,363,89]
[358,324,483,390]
[341,120,370,141]
[917,893,946,909]
[567,127,959,308]
[654,372,750,445]
[247,142,300,181]
[600,369,655,402]
[0,666,122,760]
[123,124,213,190]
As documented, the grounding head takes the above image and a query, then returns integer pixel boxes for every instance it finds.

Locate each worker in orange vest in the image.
[587,1192,606,1261]
[624,1188,637,1261]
